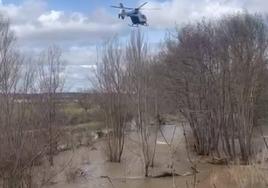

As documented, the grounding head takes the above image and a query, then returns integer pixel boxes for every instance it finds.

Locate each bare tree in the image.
[95,37,128,162]
[126,30,158,176]
[220,13,268,162]
[37,45,65,166]
[162,13,268,163]
[77,90,92,113]
[0,17,46,188]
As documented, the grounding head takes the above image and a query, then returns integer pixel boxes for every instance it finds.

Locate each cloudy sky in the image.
[0,0,267,91]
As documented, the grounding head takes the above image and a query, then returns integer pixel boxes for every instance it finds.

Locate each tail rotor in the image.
[111,3,132,20]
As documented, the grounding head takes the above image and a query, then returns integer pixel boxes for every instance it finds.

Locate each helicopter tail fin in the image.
[118,12,125,19]
[118,3,126,19]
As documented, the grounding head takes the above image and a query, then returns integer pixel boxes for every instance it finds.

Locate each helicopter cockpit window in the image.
[141,15,146,19]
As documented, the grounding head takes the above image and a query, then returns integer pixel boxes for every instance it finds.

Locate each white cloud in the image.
[38,10,63,23]
[0,0,125,47]
[0,0,267,91]
[142,0,266,28]
[64,64,94,91]
[80,65,97,69]
[0,0,47,24]
[0,0,119,91]
[62,46,97,91]
[62,46,97,66]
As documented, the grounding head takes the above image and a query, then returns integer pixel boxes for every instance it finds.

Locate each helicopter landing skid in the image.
[128,23,149,27]
[128,24,139,27]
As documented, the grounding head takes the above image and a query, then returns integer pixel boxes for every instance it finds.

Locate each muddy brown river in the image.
[43,125,268,188]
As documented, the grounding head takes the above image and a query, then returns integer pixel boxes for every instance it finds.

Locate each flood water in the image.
[45,125,268,188]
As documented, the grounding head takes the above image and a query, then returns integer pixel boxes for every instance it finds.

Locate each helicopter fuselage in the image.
[112,2,149,26]
[120,10,147,26]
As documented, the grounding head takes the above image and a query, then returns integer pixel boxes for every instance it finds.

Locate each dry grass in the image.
[65,167,81,183]
[208,164,268,188]
[228,165,268,188]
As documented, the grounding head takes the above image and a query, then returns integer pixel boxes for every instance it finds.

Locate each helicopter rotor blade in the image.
[111,5,121,8]
[138,2,148,9]
[110,5,133,10]
[140,8,160,10]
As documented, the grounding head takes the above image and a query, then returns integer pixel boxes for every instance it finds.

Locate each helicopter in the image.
[111,2,150,27]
